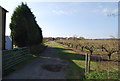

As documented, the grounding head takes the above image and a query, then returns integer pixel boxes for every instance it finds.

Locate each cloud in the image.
[92,7,118,16]
[52,9,77,15]
[102,8,118,16]
[52,10,67,15]
[92,10,100,13]
[98,5,103,8]
[112,8,118,13]
[102,8,110,15]
[92,3,118,16]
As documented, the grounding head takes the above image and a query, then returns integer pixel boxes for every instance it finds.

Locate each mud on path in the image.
[3,41,69,79]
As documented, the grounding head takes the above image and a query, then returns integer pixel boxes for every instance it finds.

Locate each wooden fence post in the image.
[85,53,90,73]
[85,53,88,73]
[88,53,90,73]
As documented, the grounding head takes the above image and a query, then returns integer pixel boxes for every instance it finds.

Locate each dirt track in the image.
[3,41,69,79]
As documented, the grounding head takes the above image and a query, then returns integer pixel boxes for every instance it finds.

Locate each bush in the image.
[29,44,47,55]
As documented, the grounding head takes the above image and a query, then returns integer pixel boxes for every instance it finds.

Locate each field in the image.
[51,39,119,79]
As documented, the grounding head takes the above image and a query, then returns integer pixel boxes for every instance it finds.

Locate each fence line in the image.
[2,47,31,75]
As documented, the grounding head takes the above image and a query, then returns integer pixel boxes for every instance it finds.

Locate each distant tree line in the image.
[10,2,43,47]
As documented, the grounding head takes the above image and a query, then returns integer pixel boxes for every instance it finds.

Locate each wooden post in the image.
[88,53,91,73]
[85,53,90,73]
[107,61,110,79]
[85,53,88,73]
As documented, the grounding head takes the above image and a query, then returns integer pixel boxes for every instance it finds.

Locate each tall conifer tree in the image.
[10,2,43,47]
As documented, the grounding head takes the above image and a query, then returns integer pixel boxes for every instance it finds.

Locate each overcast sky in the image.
[0,0,119,39]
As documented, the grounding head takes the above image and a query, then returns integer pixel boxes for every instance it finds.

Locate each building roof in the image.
[0,6,8,12]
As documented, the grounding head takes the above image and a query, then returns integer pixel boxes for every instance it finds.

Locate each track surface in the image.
[3,41,69,79]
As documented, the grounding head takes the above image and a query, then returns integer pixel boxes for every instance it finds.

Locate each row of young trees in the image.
[10,2,43,47]
[56,39,118,60]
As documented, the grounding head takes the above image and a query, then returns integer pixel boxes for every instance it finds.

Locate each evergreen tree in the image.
[10,2,43,47]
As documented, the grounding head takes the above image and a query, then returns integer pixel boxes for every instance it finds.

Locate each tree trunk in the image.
[108,53,111,60]
[90,51,93,55]
[76,45,78,49]
[102,48,104,51]
[81,47,84,51]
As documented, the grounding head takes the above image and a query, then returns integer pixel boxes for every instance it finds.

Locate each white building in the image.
[5,36,12,50]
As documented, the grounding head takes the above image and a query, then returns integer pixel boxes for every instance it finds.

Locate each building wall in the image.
[2,9,6,50]
[0,7,2,50]
[0,7,7,50]
[0,7,2,80]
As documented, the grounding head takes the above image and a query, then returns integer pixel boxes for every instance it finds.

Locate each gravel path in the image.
[3,41,69,79]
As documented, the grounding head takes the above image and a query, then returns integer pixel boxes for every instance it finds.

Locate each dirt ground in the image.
[3,41,69,79]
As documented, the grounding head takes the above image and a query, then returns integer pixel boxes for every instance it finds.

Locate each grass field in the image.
[53,42,84,79]
[52,41,119,80]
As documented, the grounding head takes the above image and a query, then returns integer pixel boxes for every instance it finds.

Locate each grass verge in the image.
[52,41,119,80]
[53,41,85,79]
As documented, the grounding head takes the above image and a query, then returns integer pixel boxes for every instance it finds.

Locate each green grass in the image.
[44,41,51,46]
[52,41,119,80]
[85,71,119,79]
[53,42,85,79]
[72,60,97,71]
